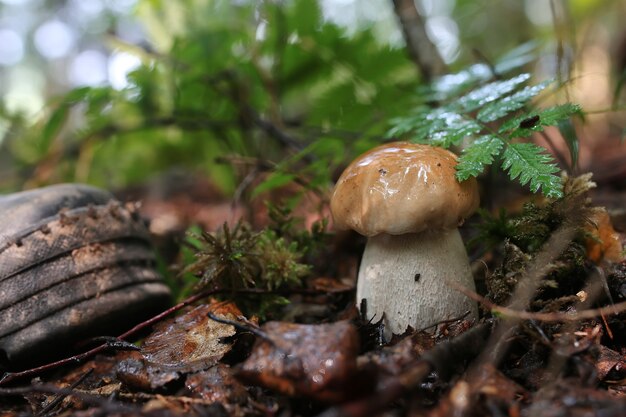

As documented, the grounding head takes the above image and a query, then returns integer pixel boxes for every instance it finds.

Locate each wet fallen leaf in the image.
[238,320,359,402]
[595,345,626,381]
[310,276,354,293]
[422,364,528,417]
[141,302,239,372]
[117,302,240,390]
[185,364,249,405]
[524,378,626,417]
[359,330,435,377]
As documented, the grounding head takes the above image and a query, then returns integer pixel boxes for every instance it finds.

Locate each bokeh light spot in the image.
[108,51,141,89]
[34,20,76,59]
[69,49,108,86]
[0,29,24,66]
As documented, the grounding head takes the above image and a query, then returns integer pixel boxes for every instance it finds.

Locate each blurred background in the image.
[0,0,624,206]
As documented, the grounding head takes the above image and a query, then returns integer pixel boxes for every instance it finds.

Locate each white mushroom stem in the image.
[356,228,478,339]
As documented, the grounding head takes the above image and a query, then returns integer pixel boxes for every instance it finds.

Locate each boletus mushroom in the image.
[330,142,479,338]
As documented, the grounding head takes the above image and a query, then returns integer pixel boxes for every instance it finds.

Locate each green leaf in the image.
[456,73,531,112]
[494,41,538,74]
[251,172,296,199]
[558,118,579,169]
[502,143,563,198]
[535,103,582,125]
[40,87,94,153]
[456,135,504,181]
[397,109,481,146]
[41,105,69,152]
[504,103,582,138]
[425,112,482,147]
[386,108,429,138]
[478,80,552,123]
[428,63,493,101]
[64,86,93,103]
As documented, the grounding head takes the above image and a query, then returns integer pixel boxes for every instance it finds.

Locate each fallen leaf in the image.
[238,321,359,402]
[185,364,249,405]
[595,345,626,381]
[117,302,240,390]
[141,302,239,372]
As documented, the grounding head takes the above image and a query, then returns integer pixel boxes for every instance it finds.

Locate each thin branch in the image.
[391,0,446,81]
[451,281,626,322]
[207,312,276,346]
[0,384,135,413]
[37,368,93,416]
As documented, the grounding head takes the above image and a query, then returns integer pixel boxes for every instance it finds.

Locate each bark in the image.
[391,0,446,81]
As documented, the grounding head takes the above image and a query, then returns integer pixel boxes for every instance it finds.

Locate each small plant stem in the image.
[37,368,94,416]
[207,312,276,346]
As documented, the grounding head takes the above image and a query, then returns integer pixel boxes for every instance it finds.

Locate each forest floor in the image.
[0,165,625,417]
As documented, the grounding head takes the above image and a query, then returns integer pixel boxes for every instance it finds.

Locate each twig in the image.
[74,336,140,352]
[0,383,135,413]
[450,282,626,323]
[472,220,580,370]
[37,368,94,416]
[418,310,472,332]
[207,312,276,346]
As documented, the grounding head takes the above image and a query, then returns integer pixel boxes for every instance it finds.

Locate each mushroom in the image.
[330,142,479,338]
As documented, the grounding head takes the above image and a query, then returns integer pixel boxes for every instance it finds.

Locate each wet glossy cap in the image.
[330,142,479,236]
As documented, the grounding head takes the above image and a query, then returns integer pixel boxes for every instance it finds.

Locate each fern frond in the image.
[456,135,504,181]
[478,80,552,123]
[456,73,531,112]
[501,103,582,138]
[387,54,582,199]
[502,143,562,198]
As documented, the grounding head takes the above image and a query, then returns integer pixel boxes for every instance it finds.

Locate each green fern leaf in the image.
[535,103,582,124]
[502,103,582,137]
[425,112,482,146]
[456,135,504,181]
[494,41,538,74]
[456,73,531,112]
[386,105,432,138]
[502,143,563,198]
[428,64,493,101]
[395,108,482,146]
[478,80,552,123]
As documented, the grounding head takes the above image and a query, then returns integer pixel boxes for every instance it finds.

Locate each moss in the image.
[182,206,327,317]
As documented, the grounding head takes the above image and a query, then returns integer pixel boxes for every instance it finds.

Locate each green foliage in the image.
[3,0,418,195]
[265,203,329,261]
[472,174,597,253]
[388,48,583,199]
[501,143,562,196]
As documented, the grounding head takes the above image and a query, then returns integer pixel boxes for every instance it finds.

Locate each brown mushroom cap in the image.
[330,141,479,236]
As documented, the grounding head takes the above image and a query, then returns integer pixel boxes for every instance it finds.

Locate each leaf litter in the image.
[1,175,626,416]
